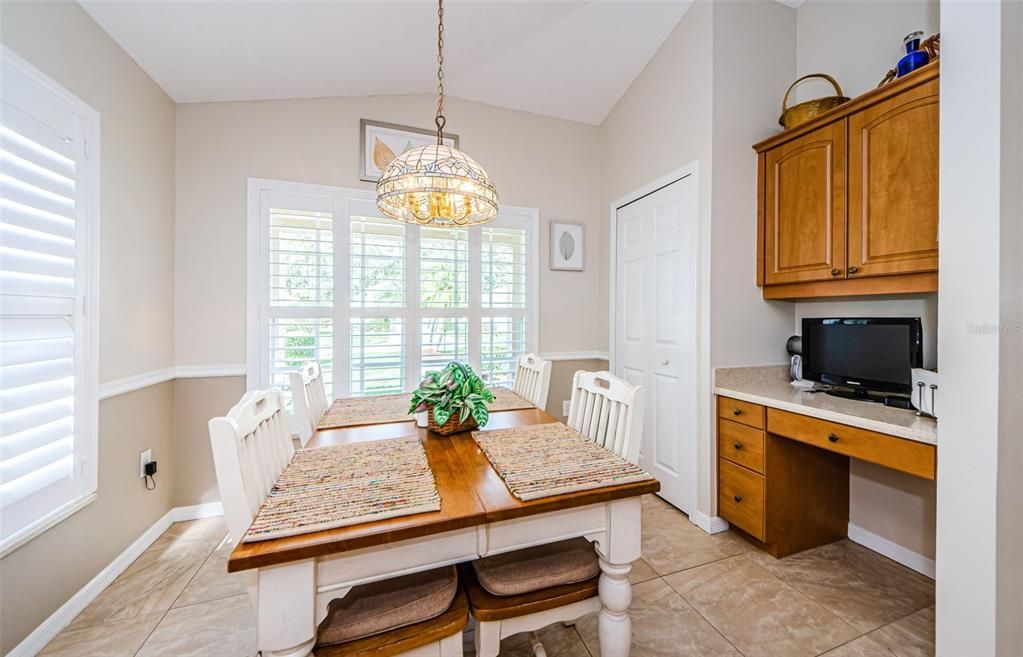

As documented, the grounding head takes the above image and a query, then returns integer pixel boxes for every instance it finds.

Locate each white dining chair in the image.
[467,370,646,657]
[566,370,645,465]
[208,390,466,656]
[290,361,329,447]
[208,388,296,546]
[511,353,552,409]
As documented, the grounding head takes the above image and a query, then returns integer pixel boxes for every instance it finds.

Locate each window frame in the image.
[0,46,101,557]
[246,178,538,404]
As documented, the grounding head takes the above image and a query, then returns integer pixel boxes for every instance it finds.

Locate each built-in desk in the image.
[713,366,937,558]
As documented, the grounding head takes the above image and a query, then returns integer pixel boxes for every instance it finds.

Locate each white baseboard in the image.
[8,503,225,657]
[173,501,224,521]
[848,522,935,579]
[690,510,730,534]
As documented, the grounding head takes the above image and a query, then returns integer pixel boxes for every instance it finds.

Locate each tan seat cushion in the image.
[472,537,599,597]
[317,566,458,647]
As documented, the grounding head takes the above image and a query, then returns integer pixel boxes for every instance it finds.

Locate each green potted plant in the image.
[409,361,495,435]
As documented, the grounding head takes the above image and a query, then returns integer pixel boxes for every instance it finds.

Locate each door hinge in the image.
[83,138,90,160]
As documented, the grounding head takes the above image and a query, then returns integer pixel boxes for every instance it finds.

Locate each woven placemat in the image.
[243,436,440,542]
[317,388,535,430]
[488,387,537,412]
[317,393,412,430]
[472,422,653,501]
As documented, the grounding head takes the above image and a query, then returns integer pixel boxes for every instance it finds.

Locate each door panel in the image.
[615,176,697,513]
[848,79,939,277]
[764,121,847,284]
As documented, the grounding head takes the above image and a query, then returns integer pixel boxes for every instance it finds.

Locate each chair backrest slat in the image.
[566,371,645,464]
[290,362,328,447]
[512,353,552,409]
[209,389,296,544]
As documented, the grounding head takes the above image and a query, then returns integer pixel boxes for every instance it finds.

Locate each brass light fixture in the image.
[376,0,498,227]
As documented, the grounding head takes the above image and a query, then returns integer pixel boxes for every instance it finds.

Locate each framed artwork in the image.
[550,221,584,271]
[360,119,459,183]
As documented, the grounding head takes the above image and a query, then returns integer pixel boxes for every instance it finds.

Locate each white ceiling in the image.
[79,1,693,125]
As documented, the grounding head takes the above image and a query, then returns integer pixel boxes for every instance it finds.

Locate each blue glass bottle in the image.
[897,31,930,77]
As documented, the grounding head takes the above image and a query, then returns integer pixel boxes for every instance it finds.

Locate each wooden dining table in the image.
[227,407,660,657]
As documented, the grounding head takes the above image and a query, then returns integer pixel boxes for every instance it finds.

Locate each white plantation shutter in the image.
[248,181,535,402]
[260,195,335,412]
[0,48,99,553]
[480,225,529,386]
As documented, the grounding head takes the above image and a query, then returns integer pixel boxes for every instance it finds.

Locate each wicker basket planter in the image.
[427,407,478,436]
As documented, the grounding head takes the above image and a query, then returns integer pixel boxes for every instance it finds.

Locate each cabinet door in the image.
[847,79,939,277]
[763,121,847,285]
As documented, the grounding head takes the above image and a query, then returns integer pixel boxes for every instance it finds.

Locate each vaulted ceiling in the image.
[80,1,694,125]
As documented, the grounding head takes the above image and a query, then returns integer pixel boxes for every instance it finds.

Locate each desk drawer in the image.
[718,459,765,540]
[718,396,765,430]
[766,408,936,480]
[718,420,765,474]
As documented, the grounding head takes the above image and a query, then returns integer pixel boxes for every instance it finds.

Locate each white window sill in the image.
[0,492,98,559]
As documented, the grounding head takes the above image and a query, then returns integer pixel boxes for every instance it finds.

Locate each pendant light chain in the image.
[375,0,498,227]
[435,0,446,144]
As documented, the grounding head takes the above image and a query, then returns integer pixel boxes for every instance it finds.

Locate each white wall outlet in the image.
[562,400,570,417]
[140,449,152,478]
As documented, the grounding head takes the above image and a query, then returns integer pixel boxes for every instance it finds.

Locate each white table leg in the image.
[257,560,317,657]
[597,558,633,657]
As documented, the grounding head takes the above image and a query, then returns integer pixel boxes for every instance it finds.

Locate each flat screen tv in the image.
[801,317,923,398]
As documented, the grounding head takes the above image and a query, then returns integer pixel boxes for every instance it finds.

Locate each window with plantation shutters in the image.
[0,48,100,554]
[248,179,536,408]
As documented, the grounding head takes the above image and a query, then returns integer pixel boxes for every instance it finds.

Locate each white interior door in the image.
[615,175,697,513]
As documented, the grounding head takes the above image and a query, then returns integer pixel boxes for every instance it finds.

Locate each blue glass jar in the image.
[897,31,930,77]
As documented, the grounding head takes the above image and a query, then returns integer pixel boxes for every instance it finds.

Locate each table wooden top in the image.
[228,408,659,572]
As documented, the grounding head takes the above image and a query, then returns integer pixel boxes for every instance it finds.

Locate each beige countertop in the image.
[713,365,937,446]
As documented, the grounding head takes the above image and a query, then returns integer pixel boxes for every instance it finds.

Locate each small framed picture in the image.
[550,221,584,271]
[360,119,459,183]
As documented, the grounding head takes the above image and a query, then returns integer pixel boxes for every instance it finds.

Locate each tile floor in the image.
[39,495,935,657]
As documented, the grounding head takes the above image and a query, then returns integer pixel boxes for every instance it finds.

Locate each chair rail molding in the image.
[99,365,248,400]
[538,351,610,362]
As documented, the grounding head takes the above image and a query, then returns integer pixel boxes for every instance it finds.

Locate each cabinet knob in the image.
[827,433,840,443]
[830,268,841,276]
[732,408,742,416]
[847,266,859,275]
[733,495,743,503]
[733,442,743,450]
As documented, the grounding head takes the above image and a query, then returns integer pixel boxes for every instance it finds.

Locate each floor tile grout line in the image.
[644,542,755,580]
[655,573,754,657]
[131,526,226,657]
[570,623,594,657]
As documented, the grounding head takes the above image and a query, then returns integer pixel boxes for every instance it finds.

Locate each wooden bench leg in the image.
[257,560,317,657]
[597,558,632,657]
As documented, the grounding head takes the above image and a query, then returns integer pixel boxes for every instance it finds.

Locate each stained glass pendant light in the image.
[376,0,498,227]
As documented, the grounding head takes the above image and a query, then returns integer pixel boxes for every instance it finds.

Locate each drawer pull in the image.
[733,495,743,503]
[827,433,840,443]
[733,442,743,450]
[732,408,742,416]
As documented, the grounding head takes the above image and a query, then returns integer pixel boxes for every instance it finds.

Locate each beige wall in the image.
[0,3,178,652]
[172,377,247,507]
[175,95,604,366]
[791,0,940,562]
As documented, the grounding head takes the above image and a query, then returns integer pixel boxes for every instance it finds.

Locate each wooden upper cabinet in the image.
[763,121,846,285]
[847,78,939,277]
[753,61,939,299]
